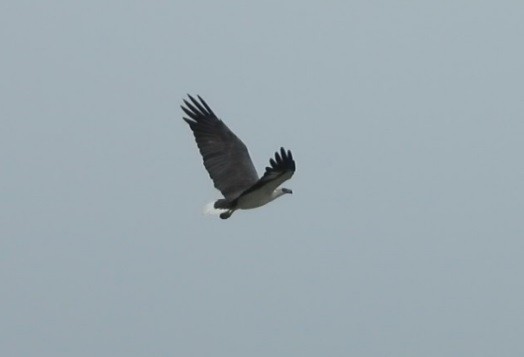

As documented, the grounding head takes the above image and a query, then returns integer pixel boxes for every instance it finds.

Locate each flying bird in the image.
[181,95,296,219]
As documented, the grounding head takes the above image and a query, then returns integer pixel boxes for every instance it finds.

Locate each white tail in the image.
[203,201,226,216]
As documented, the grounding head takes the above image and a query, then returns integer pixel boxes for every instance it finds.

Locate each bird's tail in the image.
[203,199,231,216]
[203,201,222,216]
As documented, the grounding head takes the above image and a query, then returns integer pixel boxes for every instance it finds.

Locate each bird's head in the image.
[271,187,293,201]
[281,187,293,195]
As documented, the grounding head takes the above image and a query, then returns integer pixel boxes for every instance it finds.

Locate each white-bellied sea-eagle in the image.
[182,95,296,219]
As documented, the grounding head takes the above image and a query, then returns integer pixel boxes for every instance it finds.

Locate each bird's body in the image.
[236,187,290,210]
[181,95,295,219]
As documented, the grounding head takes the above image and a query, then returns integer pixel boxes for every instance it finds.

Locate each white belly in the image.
[236,189,275,210]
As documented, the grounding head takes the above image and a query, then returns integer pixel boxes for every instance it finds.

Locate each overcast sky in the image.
[1,1,523,356]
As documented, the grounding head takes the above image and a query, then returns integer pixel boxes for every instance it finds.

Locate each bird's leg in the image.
[220,209,235,219]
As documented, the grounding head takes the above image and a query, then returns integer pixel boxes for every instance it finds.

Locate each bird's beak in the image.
[283,188,293,194]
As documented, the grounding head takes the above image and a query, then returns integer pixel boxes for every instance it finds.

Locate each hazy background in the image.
[1,1,523,356]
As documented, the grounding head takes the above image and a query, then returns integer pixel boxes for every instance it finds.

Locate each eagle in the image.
[182,95,296,219]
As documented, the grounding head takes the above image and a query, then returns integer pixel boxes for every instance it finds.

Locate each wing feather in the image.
[182,95,259,200]
[239,147,296,196]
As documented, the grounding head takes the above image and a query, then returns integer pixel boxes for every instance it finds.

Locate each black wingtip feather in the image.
[189,95,208,115]
[265,147,296,173]
[197,95,215,115]
[181,104,196,119]
[181,94,219,125]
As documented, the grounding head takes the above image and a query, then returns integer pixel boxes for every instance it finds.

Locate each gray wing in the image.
[239,147,296,197]
[182,95,259,200]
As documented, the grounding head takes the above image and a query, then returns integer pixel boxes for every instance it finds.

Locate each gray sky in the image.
[1,1,523,356]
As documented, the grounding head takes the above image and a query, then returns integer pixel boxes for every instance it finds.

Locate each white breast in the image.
[236,188,281,210]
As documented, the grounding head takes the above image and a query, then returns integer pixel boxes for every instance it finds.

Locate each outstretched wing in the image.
[240,147,296,196]
[182,95,259,200]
